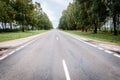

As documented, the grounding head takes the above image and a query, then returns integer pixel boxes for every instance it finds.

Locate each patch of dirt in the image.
[0,47,9,51]
[109,50,120,54]
[85,40,94,43]
[0,47,10,56]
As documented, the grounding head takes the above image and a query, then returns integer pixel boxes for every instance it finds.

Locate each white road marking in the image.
[8,51,15,55]
[63,32,97,48]
[0,51,16,60]
[113,54,120,58]
[62,60,71,80]
[104,50,113,54]
[98,47,104,50]
[0,55,8,60]
[56,37,59,40]
[0,32,49,61]
[86,43,97,48]
[0,40,35,60]
[61,31,120,58]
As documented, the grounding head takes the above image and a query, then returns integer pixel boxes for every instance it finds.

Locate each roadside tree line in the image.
[0,0,53,32]
[58,0,120,35]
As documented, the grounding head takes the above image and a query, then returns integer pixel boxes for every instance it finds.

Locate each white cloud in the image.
[51,0,69,6]
[33,0,73,28]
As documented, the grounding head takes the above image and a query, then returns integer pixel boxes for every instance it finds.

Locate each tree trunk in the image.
[22,25,25,32]
[117,15,120,34]
[85,29,87,32]
[10,23,13,31]
[31,26,34,30]
[94,23,97,34]
[82,27,84,32]
[113,15,117,35]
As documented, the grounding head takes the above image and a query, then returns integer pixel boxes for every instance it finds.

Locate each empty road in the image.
[0,30,120,80]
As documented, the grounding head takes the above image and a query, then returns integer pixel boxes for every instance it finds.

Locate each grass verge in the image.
[65,30,120,44]
[0,30,48,42]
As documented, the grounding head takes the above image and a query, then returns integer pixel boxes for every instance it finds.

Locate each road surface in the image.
[0,30,120,80]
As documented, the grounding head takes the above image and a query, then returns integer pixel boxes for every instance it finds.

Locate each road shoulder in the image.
[61,31,120,56]
[0,31,49,58]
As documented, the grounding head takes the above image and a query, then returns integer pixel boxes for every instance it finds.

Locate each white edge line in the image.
[60,31,116,54]
[0,39,36,61]
[60,31,120,59]
[62,32,97,48]
[113,54,120,58]
[62,59,71,80]
[0,55,8,60]
[98,47,104,50]
[0,32,48,61]
[8,50,15,55]
[104,50,113,54]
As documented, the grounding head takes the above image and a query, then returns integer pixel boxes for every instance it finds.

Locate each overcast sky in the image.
[33,0,73,28]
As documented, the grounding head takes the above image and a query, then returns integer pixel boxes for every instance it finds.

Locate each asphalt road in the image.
[0,30,120,80]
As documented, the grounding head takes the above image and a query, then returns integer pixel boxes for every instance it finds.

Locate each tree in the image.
[58,0,108,34]
[14,0,35,32]
[0,0,16,31]
[34,2,53,30]
[102,0,120,35]
[89,0,108,33]
[58,10,70,30]
[0,0,53,32]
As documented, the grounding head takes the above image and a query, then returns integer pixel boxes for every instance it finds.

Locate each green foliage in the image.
[0,0,16,24]
[37,13,53,30]
[0,0,53,32]
[102,0,120,35]
[58,0,120,35]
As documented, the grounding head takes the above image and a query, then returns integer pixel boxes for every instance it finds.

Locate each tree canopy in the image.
[58,0,120,35]
[0,0,53,32]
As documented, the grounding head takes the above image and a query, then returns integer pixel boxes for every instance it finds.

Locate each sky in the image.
[33,0,73,28]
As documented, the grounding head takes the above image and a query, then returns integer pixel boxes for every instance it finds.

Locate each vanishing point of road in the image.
[0,30,120,80]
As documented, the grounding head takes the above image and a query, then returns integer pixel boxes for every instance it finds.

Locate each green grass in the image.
[0,30,48,42]
[65,30,120,44]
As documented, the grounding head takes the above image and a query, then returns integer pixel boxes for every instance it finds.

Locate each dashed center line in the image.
[62,59,71,80]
